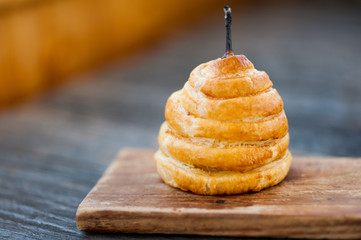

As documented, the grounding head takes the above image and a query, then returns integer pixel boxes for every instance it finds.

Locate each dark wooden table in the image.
[1,1,361,239]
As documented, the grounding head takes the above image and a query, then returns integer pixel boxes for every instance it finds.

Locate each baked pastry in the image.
[154,54,292,195]
[155,6,291,195]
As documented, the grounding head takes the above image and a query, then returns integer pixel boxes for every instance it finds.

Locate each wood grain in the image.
[76,149,361,239]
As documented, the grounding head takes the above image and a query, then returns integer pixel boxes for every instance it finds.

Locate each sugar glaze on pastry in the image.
[154,55,292,195]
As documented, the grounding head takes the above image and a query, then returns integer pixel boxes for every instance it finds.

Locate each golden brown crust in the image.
[180,83,283,120]
[158,122,289,172]
[156,54,291,195]
[165,92,288,142]
[196,55,254,78]
[188,55,273,98]
[154,149,292,195]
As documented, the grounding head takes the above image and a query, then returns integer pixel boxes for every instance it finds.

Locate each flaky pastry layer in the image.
[154,149,292,195]
[180,83,283,120]
[188,55,272,98]
[166,91,288,141]
[159,122,289,172]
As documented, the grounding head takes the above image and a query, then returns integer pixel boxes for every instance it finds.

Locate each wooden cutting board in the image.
[76,149,361,239]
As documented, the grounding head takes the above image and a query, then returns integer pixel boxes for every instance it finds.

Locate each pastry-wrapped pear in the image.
[154,55,292,195]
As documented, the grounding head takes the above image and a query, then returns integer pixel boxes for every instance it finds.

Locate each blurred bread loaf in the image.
[0,0,215,107]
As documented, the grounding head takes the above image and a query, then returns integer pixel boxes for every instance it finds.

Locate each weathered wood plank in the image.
[77,149,361,239]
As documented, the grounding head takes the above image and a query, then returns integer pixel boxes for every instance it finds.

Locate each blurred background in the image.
[1,0,361,239]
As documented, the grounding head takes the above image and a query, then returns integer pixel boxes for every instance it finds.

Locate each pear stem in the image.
[223,5,234,58]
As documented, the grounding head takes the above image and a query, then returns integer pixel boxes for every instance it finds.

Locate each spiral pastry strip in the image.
[154,55,292,195]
